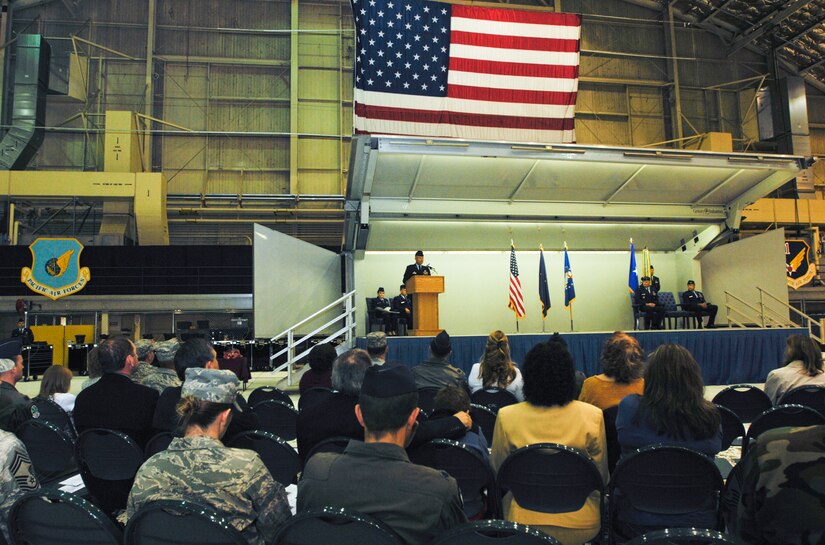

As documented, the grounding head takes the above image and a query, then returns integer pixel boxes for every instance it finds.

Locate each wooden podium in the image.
[406,275,445,336]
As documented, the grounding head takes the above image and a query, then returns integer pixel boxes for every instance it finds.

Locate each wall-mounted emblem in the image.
[20,238,91,300]
[786,239,816,290]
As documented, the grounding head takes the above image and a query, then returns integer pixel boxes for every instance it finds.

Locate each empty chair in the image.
[298,387,333,412]
[744,404,825,452]
[15,420,76,485]
[124,499,246,545]
[227,431,302,485]
[76,428,145,514]
[304,435,350,462]
[432,520,561,545]
[248,386,294,408]
[658,291,691,329]
[30,397,76,440]
[470,388,519,413]
[778,385,825,416]
[9,488,122,545]
[711,385,772,423]
[251,400,299,441]
[609,445,724,542]
[272,506,403,545]
[408,439,499,519]
[715,405,746,451]
[624,528,737,544]
[417,387,441,416]
[469,404,497,445]
[144,431,175,459]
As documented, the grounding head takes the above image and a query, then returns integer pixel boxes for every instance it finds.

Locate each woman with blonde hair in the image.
[468,330,524,401]
[37,365,75,415]
[764,334,825,404]
[579,331,645,409]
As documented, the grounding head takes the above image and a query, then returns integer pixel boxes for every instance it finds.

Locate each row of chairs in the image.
[712,383,825,421]
[6,488,737,545]
[631,291,715,330]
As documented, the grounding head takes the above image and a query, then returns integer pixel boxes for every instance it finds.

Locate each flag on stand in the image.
[538,245,551,318]
[350,0,581,143]
[564,243,576,307]
[628,240,638,293]
[508,243,526,318]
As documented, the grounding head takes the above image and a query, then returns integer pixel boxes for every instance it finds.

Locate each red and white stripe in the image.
[355,7,581,144]
[509,246,526,318]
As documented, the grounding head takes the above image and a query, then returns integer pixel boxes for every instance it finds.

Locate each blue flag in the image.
[538,247,551,318]
[628,241,638,293]
[564,246,576,307]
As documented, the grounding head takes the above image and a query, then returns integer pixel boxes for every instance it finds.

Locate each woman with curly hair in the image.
[491,341,607,545]
[579,331,644,410]
[468,330,524,401]
[764,334,825,404]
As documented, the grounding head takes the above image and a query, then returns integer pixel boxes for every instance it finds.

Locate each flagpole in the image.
[569,304,573,332]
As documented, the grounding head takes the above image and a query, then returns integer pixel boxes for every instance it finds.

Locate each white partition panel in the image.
[253,224,341,338]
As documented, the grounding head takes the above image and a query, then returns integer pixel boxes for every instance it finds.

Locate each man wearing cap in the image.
[74,336,160,447]
[403,250,431,283]
[0,338,28,431]
[412,330,468,391]
[299,364,466,544]
[132,339,182,393]
[373,287,396,334]
[392,284,412,335]
[153,338,258,440]
[366,331,389,366]
[128,368,290,545]
[649,265,661,294]
[10,320,33,346]
[297,349,471,461]
[634,276,666,330]
[683,280,718,329]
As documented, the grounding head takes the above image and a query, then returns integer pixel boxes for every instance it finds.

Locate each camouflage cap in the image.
[154,338,180,362]
[182,367,242,411]
[366,331,387,350]
[134,339,156,360]
[0,358,15,373]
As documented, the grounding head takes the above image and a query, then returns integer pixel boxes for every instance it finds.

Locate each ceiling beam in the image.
[700,0,738,25]
[780,12,825,44]
[727,0,811,57]
[800,56,825,76]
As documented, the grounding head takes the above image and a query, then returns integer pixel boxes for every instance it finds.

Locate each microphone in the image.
[426,263,437,274]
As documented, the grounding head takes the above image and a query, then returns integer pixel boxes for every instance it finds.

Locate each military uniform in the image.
[0,382,29,431]
[0,430,38,544]
[634,286,665,330]
[403,263,431,283]
[132,363,181,394]
[683,290,718,328]
[392,294,413,331]
[298,440,466,545]
[734,424,825,545]
[127,436,290,545]
[412,356,468,391]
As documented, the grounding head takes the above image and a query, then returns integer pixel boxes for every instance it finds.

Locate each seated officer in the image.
[634,276,665,330]
[683,280,718,329]
[298,364,466,545]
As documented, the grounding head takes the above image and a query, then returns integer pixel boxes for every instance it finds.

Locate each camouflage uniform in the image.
[734,424,825,545]
[0,430,38,543]
[132,364,181,394]
[127,436,290,545]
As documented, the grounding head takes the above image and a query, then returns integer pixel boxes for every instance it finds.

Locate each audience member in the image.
[37,365,75,416]
[132,339,182,394]
[413,331,468,391]
[128,368,290,545]
[366,331,389,366]
[296,349,471,461]
[682,280,718,328]
[492,342,608,545]
[468,330,524,401]
[0,429,38,543]
[298,364,466,544]
[634,276,665,330]
[579,332,644,410]
[0,339,28,431]
[764,335,825,404]
[732,424,825,545]
[547,333,586,397]
[74,337,160,447]
[81,347,101,391]
[153,338,257,440]
[298,342,336,394]
[615,343,722,534]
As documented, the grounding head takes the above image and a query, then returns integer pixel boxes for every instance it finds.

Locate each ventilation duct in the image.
[0,34,51,170]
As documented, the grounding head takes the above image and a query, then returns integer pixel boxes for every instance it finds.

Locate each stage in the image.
[355,327,806,385]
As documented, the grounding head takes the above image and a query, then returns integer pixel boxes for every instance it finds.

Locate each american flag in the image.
[350,0,581,143]
[508,243,526,318]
